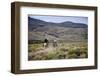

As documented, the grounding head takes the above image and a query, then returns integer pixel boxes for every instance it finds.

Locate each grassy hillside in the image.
[28,17,88,60]
[28,41,88,60]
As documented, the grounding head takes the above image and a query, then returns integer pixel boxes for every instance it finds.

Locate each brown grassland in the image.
[28,41,88,60]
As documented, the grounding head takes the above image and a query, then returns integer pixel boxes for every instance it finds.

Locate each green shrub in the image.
[68,53,78,59]
[60,48,68,52]
[28,43,43,52]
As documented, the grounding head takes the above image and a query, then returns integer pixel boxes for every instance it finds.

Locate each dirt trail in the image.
[29,44,56,56]
[36,46,53,53]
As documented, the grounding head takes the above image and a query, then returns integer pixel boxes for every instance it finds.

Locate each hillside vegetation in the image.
[28,17,88,60]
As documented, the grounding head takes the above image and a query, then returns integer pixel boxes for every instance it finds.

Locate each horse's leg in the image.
[56,43,58,47]
[46,43,48,48]
[43,43,44,47]
[53,43,55,47]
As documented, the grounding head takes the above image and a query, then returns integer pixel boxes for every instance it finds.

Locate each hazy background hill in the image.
[28,17,88,42]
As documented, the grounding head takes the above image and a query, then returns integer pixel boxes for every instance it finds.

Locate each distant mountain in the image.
[60,21,87,28]
[28,17,88,41]
[28,17,47,31]
[28,17,87,30]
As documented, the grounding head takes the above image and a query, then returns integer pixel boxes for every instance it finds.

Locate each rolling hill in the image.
[28,17,88,42]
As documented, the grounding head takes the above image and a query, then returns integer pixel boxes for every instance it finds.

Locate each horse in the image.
[53,40,58,47]
[43,39,49,48]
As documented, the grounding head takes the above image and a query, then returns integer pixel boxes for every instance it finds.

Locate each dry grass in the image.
[28,41,88,60]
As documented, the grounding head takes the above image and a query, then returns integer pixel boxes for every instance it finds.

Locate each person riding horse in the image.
[53,39,58,47]
[43,38,49,48]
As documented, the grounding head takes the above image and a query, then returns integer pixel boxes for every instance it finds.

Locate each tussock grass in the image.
[28,41,88,60]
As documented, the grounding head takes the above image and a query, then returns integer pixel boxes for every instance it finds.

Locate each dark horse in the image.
[43,39,49,48]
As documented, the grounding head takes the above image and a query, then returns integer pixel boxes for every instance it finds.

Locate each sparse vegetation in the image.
[28,41,88,60]
[28,16,88,60]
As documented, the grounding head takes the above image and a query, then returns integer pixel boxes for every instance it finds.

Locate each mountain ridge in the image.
[28,17,88,41]
[28,17,87,29]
